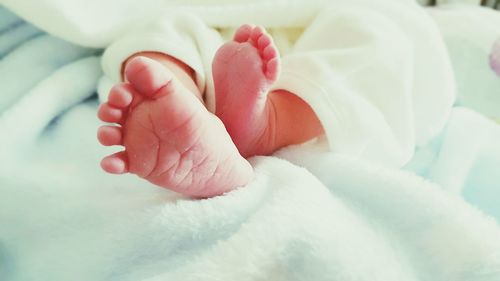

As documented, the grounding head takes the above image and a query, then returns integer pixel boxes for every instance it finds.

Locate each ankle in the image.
[268,90,324,148]
[238,90,324,158]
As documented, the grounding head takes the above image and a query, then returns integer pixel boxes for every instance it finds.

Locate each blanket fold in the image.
[1,4,500,281]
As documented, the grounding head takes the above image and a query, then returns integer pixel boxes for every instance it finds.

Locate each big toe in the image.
[124,56,173,97]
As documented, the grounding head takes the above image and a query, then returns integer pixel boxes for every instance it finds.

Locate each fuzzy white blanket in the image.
[1,4,500,281]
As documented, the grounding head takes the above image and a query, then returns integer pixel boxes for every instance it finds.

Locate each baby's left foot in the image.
[97,57,253,198]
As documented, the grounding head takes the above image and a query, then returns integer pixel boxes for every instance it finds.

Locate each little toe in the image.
[108,83,134,108]
[265,58,280,81]
[124,56,175,98]
[101,151,128,174]
[234,24,253,42]
[98,103,124,123]
[97,125,123,146]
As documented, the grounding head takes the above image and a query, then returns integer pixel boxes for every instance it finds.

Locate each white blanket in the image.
[1,4,500,281]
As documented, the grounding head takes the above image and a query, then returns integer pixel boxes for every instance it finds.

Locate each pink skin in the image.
[97,25,323,197]
[97,57,253,198]
[213,25,280,157]
[213,25,324,158]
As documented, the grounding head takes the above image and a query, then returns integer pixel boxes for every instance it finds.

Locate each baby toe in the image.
[265,58,280,81]
[101,151,128,174]
[234,24,253,43]
[98,102,124,123]
[108,83,134,108]
[97,125,123,146]
[250,26,264,44]
[263,45,278,60]
[124,56,173,98]
[257,35,271,50]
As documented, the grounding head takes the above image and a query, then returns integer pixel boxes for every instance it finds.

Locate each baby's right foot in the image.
[213,25,280,157]
[97,57,253,198]
[214,25,325,158]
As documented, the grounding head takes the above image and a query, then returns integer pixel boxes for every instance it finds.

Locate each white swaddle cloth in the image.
[1,1,500,281]
[95,0,455,168]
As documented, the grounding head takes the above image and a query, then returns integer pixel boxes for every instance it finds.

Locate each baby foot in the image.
[97,56,253,198]
[213,25,280,157]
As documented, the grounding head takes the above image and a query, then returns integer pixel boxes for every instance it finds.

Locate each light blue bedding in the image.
[1,6,500,281]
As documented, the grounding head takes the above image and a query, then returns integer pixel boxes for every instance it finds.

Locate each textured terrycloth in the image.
[1,4,500,281]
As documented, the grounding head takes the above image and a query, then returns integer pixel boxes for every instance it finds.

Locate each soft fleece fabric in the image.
[1,1,500,281]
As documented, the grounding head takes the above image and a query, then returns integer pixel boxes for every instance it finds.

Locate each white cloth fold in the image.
[1,3,500,281]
